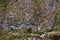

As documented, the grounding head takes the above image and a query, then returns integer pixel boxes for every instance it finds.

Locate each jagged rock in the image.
[0,0,60,31]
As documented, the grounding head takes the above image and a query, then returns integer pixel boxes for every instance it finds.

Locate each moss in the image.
[0,0,10,7]
[57,10,60,18]
[54,20,60,30]
[53,9,60,30]
[51,36,60,40]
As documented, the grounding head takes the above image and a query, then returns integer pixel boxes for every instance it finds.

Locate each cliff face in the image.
[0,0,60,30]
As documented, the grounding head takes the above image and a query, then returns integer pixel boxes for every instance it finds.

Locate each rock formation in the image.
[0,0,60,30]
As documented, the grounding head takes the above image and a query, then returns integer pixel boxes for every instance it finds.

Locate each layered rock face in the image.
[0,0,60,30]
[41,0,59,30]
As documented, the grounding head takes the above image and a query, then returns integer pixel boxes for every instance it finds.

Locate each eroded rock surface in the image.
[0,0,60,30]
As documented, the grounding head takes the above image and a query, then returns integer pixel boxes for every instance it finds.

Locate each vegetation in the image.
[53,9,60,30]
